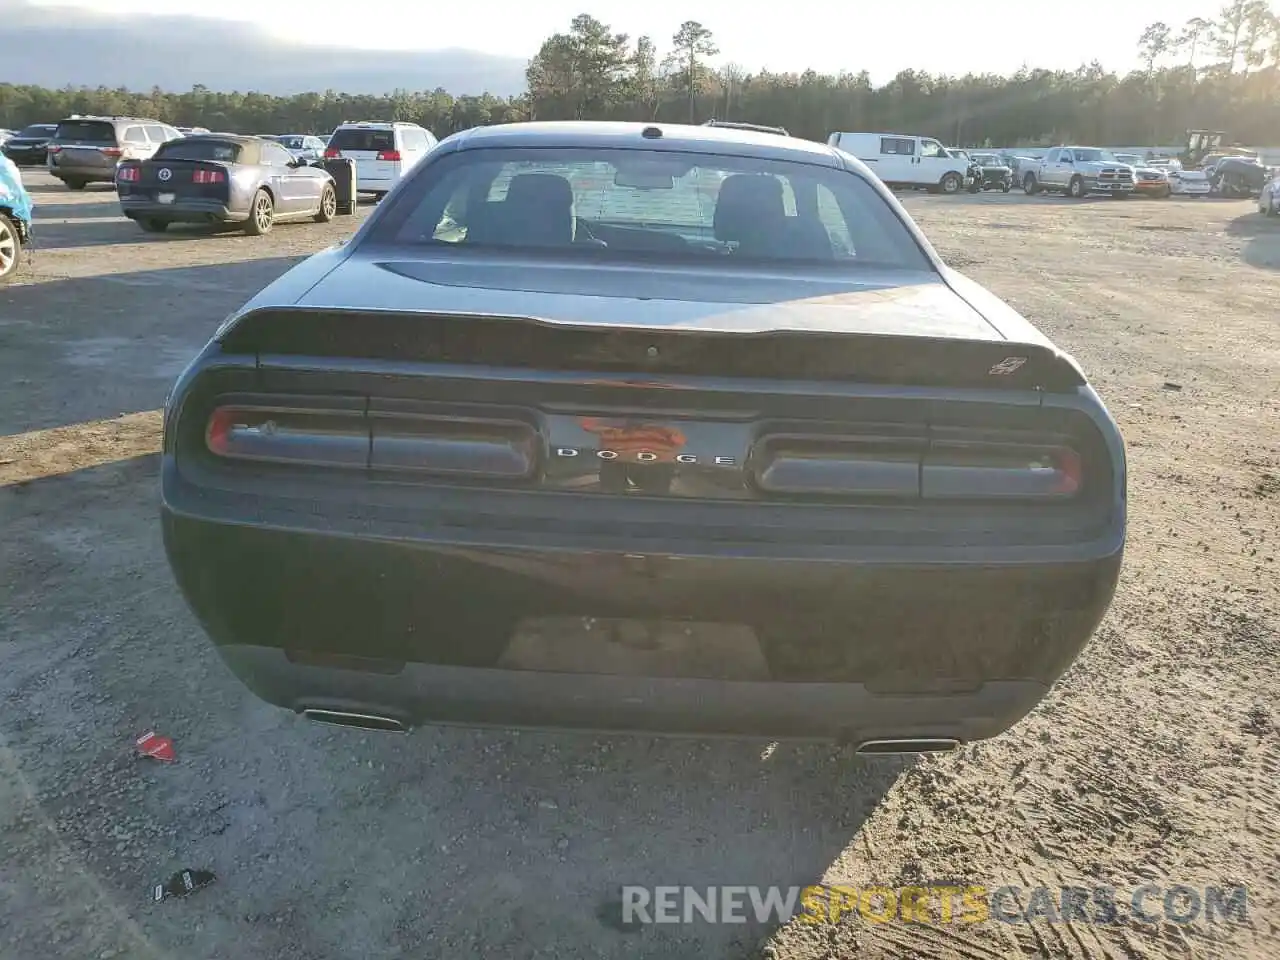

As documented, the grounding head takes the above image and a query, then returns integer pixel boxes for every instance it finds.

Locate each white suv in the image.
[324,121,437,198]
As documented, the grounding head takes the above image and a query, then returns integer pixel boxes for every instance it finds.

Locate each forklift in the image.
[1181,129,1226,168]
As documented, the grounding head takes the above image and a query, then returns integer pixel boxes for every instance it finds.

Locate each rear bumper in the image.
[217,644,1050,742]
[50,161,118,182]
[120,197,245,223]
[2,147,48,166]
[162,471,1123,740]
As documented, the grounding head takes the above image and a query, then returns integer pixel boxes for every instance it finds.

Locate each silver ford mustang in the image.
[160,121,1126,747]
[116,134,337,236]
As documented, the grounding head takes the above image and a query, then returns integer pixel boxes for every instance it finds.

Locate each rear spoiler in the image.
[219,307,1089,393]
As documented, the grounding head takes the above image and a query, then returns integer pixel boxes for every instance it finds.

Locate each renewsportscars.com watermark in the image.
[620,884,1249,926]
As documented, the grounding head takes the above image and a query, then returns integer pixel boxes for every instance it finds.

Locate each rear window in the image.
[54,121,117,144]
[273,136,304,149]
[154,140,243,162]
[18,125,57,138]
[329,129,395,152]
[369,146,931,271]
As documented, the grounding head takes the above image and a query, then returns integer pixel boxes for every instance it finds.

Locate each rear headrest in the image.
[499,173,576,246]
[713,174,786,242]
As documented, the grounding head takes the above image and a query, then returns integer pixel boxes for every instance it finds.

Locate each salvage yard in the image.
[1,171,1277,959]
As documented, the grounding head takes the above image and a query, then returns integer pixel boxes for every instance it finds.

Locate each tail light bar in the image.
[376,149,401,161]
[921,442,1081,500]
[203,405,1084,502]
[101,147,122,158]
[751,434,1083,501]
[753,434,923,499]
[192,169,225,184]
[204,405,537,479]
[206,407,367,468]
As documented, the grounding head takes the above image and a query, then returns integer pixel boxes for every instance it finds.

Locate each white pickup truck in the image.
[1021,146,1136,198]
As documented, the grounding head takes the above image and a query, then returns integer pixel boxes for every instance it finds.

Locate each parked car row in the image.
[1,116,437,200]
[0,114,442,245]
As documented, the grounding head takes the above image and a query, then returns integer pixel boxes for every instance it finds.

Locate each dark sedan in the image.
[116,135,337,235]
[161,121,1125,747]
[1,123,58,167]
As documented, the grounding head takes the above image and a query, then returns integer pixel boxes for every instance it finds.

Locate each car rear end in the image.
[1169,168,1211,196]
[48,119,127,185]
[2,125,57,167]
[160,129,1125,745]
[324,125,401,196]
[117,141,248,224]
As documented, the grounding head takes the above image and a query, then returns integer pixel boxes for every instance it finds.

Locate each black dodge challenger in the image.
[161,121,1126,747]
[116,134,337,235]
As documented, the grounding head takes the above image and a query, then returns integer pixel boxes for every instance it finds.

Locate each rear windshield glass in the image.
[329,129,395,152]
[154,140,242,162]
[273,136,304,149]
[369,147,930,271]
[54,121,117,143]
[18,124,57,138]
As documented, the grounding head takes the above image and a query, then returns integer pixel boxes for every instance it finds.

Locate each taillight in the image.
[921,443,1082,500]
[203,405,537,478]
[323,147,340,159]
[117,166,140,182]
[376,150,401,161]
[205,407,368,467]
[192,169,225,184]
[47,144,62,153]
[101,147,122,158]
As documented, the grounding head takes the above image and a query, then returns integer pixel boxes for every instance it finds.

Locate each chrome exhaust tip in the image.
[855,738,961,754]
[301,708,408,733]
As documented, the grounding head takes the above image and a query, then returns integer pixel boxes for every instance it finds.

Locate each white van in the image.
[325,121,438,197]
[827,132,971,194]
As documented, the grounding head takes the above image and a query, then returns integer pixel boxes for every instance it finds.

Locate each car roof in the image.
[446,121,841,165]
[173,133,259,143]
[57,116,159,125]
[335,121,419,129]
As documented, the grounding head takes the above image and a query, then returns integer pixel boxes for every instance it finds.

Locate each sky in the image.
[32,0,1217,83]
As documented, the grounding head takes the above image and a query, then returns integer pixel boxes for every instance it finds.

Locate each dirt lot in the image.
[1,171,1277,959]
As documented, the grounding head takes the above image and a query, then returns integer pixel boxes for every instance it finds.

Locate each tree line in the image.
[2,2,1279,148]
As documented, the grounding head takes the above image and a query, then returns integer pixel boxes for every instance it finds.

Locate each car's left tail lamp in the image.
[205,406,369,468]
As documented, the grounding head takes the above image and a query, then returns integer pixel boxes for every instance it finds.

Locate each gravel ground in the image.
[1,173,1277,959]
